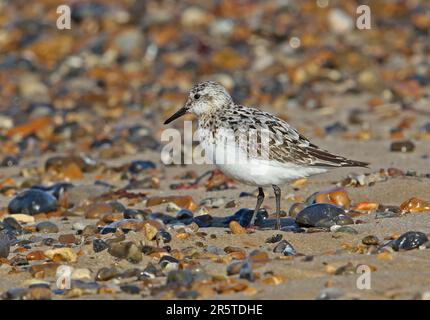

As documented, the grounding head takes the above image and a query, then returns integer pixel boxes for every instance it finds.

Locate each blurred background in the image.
[0,0,429,162]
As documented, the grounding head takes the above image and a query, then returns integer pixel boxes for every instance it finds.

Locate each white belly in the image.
[196,128,327,187]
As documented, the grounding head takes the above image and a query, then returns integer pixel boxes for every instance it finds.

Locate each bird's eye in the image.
[194,94,201,100]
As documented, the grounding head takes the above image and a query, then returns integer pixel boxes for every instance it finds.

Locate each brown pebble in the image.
[229,221,246,234]
[58,234,77,244]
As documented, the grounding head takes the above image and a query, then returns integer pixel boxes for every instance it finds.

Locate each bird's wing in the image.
[227,107,369,168]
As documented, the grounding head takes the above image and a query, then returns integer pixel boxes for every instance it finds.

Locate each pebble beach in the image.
[1,0,430,300]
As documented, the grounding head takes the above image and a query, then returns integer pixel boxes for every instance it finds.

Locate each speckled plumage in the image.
[164,81,369,229]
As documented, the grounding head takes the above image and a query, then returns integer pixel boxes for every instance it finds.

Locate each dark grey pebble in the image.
[375,211,400,219]
[265,234,283,243]
[392,231,428,251]
[0,232,10,258]
[239,261,254,281]
[8,189,58,215]
[93,239,109,253]
[295,203,352,228]
[35,221,59,233]
[120,284,140,295]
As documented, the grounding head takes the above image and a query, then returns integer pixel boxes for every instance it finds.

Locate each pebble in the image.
[392,231,428,251]
[193,214,213,227]
[58,234,76,244]
[120,284,140,295]
[390,140,415,152]
[93,239,109,253]
[0,232,10,258]
[295,203,353,228]
[227,261,244,276]
[108,241,142,263]
[314,188,350,209]
[146,195,198,211]
[96,267,121,281]
[199,197,225,208]
[362,235,380,246]
[265,234,283,243]
[36,221,59,233]
[273,240,296,256]
[334,226,358,235]
[400,197,430,213]
[1,156,19,167]
[239,261,254,282]
[44,248,77,262]
[156,230,172,244]
[176,209,193,220]
[128,160,156,173]
[7,214,35,224]
[229,221,246,235]
[375,211,400,219]
[315,287,344,300]
[142,220,164,241]
[166,269,208,288]
[71,268,92,281]
[8,190,58,215]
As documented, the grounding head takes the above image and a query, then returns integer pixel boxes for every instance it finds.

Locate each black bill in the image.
[163,107,188,124]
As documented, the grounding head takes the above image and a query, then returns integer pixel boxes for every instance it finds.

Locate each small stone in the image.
[58,234,76,244]
[200,197,225,208]
[334,226,358,235]
[334,262,355,275]
[44,248,77,262]
[36,221,59,234]
[1,156,19,167]
[71,268,91,281]
[93,239,109,253]
[156,230,172,244]
[108,241,142,263]
[362,235,380,246]
[375,211,400,219]
[25,287,52,300]
[30,263,60,278]
[129,160,156,173]
[26,250,45,261]
[96,267,121,281]
[239,261,254,282]
[7,214,35,224]
[316,287,344,300]
[265,234,283,243]
[390,140,415,153]
[295,203,351,228]
[229,221,246,235]
[176,209,193,220]
[273,240,296,256]
[288,203,305,218]
[226,261,243,276]
[315,188,350,209]
[0,232,10,258]
[400,197,430,213]
[146,195,198,211]
[142,220,164,241]
[120,284,140,295]
[8,190,58,215]
[193,214,213,227]
[392,231,428,251]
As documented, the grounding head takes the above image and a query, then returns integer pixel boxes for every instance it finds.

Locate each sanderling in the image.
[164,81,369,230]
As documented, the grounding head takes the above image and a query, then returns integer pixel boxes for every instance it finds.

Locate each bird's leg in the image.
[250,187,265,227]
[272,185,281,230]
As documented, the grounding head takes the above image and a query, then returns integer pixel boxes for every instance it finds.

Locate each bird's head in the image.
[164,81,232,124]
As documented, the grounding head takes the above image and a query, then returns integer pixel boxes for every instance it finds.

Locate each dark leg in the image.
[250,187,265,226]
[273,185,281,230]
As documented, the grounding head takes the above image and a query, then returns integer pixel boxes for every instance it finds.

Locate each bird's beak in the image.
[164,105,189,125]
